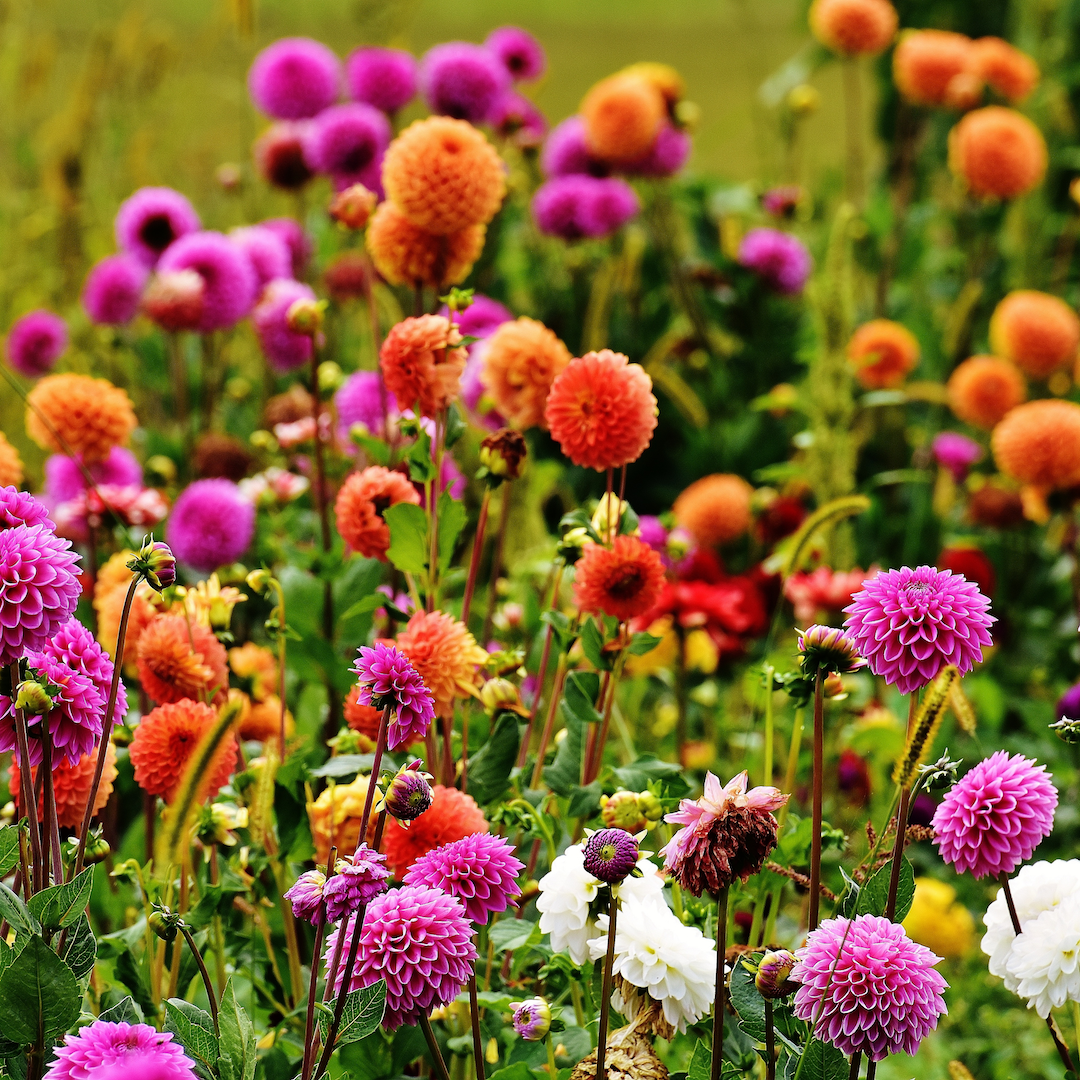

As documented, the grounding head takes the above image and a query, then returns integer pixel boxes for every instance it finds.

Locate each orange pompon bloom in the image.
[382,117,506,235]
[0,432,23,488]
[379,314,468,418]
[480,317,572,430]
[809,0,897,56]
[234,690,294,744]
[344,685,383,746]
[381,784,488,877]
[26,373,136,463]
[136,614,229,705]
[949,106,1047,200]
[308,773,375,864]
[673,473,754,547]
[396,610,488,717]
[129,698,239,804]
[893,30,974,107]
[10,742,117,829]
[846,319,921,389]
[971,37,1039,104]
[947,356,1026,430]
[366,201,486,288]
[989,290,1080,378]
[334,465,420,560]
[545,350,658,471]
[620,62,685,110]
[992,399,1080,490]
[228,641,278,701]
[574,535,666,623]
[581,72,666,164]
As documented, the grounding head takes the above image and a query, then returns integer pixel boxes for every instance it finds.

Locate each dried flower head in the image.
[478,428,528,481]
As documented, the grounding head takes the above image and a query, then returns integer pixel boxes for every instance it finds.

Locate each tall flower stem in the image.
[530,654,570,789]
[778,707,804,831]
[807,671,825,931]
[40,731,62,885]
[762,664,774,786]
[10,662,44,894]
[300,846,335,1080]
[516,564,564,769]
[419,1012,453,1080]
[841,56,865,208]
[467,973,486,1080]
[358,706,390,840]
[595,893,619,1080]
[428,415,444,612]
[482,484,512,643]
[314,902,369,1080]
[847,1053,861,1080]
[179,922,220,1034]
[711,886,729,1080]
[883,696,918,922]
[461,488,491,628]
[764,998,776,1080]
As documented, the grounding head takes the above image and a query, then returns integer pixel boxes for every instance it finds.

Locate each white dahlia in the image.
[1004,892,1080,1018]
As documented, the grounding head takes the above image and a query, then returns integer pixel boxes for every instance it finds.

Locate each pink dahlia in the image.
[44,1020,198,1080]
[114,186,201,267]
[45,616,127,728]
[351,642,436,751]
[324,842,391,921]
[0,487,53,531]
[0,523,81,665]
[248,37,342,121]
[82,254,148,325]
[404,832,523,923]
[253,279,318,372]
[284,869,325,924]
[843,565,994,696]
[166,478,256,572]
[5,310,67,376]
[662,770,788,896]
[932,750,1057,879]
[229,225,293,290]
[324,883,477,1029]
[791,914,948,1061]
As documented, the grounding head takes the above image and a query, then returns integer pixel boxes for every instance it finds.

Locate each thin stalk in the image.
[300,844,335,1080]
[419,1012,453,1080]
[1072,1000,1080,1073]
[516,564,564,769]
[884,696,918,922]
[585,649,627,784]
[461,488,491,628]
[765,998,776,1080]
[847,1053,860,1080]
[711,887,729,1080]
[841,55,865,208]
[762,664,774,786]
[546,1034,558,1077]
[595,894,619,1080]
[10,662,43,894]
[807,671,825,931]
[41,731,62,886]
[778,708,804,831]
[428,415,444,612]
[468,974,486,1080]
[168,332,190,442]
[530,654,570,789]
[675,631,688,766]
[179,923,220,1034]
[482,484,512,643]
[358,706,390,840]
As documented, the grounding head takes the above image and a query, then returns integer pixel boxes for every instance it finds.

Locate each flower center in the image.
[598,842,618,864]
[140,214,176,252]
[607,568,643,599]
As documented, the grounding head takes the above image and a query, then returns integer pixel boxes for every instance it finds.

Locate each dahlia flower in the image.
[5,309,67,376]
[253,279,318,372]
[893,30,973,107]
[485,26,546,82]
[247,37,341,120]
[142,269,205,332]
[114,186,200,267]
[26,374,136,464]
[379,314,467,418]
[352,641,436,750]
[574,535,668,624]
[381,784,487,878]
[843,565,994,696]
[0,487,53,531]
[809,0,898,57]
[396,609,489,717]
[323,843,391,921]
[44,446,142,505]
[157,231,257,333]
[1003,892,1080,1017]
[304,102,390,190]
[847,319,920,390]
[228,224,292,289]
[947,355,1026,431]
[335,371,391,441]
[784,566,876,624]
[791,914,948,1061]
[46,616,127,728]
[480,316,571,430]
[625,123,692,177]
[489,91,548,148]
[284,869,326,925]
[511,998,552,1041]
[950,106,1047,200]
[990,289,1080,379]
[82,255,149,325]
[581,73,664,165]
[672,473,755,548]
[992,399,1080,490]
[44,1020,198,1080]
[380,758,434,822]
[797,624,866,678]
[136,614,229,705]
[366,202,485,289]
[166,478,256,572]
[9,740,117,829]
[345,47,417,113]
[583,828,640,884]
[420,42,509,124]
[261,217,312,277]
[932,432,984,483]
[738,228,812,294]
[532,175,639,240]
[541,116,609,178]
[324,884,477,1029]
[0,434,22,489]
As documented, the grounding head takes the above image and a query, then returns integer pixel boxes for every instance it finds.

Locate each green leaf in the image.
[309,753,375,779]
[568,781,602,819]
[63,914,97,982]
[561,672,601,727]
[0,882,38,938]
[487,1065,536,1080]
[318,980,386,1046]
[98,995,142,1025]
[406,430,438,484]
[437,491,468,576]
[444,403,467,449]
[216,977,257,1080]
[467,712,521,805]
[27,866,94,931]
[0,935,81,1045]
[579,619,608,671]
[0,825,19,877]
[687,1041,711,1080]
[856,856,915,922]
[165,998,220,1080]
[490,919,539,954]
[611,755,686,791]
[350,431,391,465]
[384,502,429,575]
[626,632,663,656]
[543,700,586,796]
[796,1038,848,1080]
[729,956,766,1041]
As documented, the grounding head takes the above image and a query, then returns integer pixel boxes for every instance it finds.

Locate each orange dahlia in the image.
[382,117,506,235]
[334,465,421,560]
[893,30,974,107]
[989,290,1080,379]
[0,432,23,488]
[366,201,486,288]
[574,534,666,623]
[809,0,898,56]
[847,319,921,389]
[381,784,488,878]
[992,399,1080,489]
[581,73,666,164]
[971,37,1039,104]
[344,684,383,743]
[136,614,229,705]
[480,317,572,430]
[673,473,754,547]
[228,641,278,701]
[9,741,117,829]
[26,373,136,463]
[545,350,658,471]
[308,772,376,864]
[396,609,488,717]
[129,698,239,804]
[235,691,294,744]
[380,314,468,418]
[620,62,685,110]
[949,106,1047,200]
[947,356,1026,429]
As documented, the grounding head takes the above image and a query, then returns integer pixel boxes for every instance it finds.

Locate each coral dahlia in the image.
[396,609,490,717]
[574,535,666,623]
[352,640,436,750]
[480,317,572,430]
[992,399,1080,490]
[136,614,229,705]
[673,474,754,547]
[947,355,1026,431]
[379,314,467,418]
[381,784,487,877]
[9,741,117,828]
[334,465,420,561]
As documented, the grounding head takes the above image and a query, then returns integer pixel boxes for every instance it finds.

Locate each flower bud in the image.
[246,568,273,594]
[636,790,663,822]
[787,84,820,116]
[148,908,179,943]
[380,760,434,825]
[143,270,205,332]
[329,183,377,229]
[285,297,326,337]
[479,677,525,716]
[479,429,527,482]
[1071,178,1080,209]
[822,672,847,700]
[755,949,797,999]
[83,834,112,865]
[317,360,345,393]
[128,539,177,592]
[600,790,648,834]
[1050,716,1080,744]
[511,998,551,1041]
[283,869,326,925]
[797,625,866,678]
[591,493,630,540]
[14,680,53,717]
[582,828,639,884]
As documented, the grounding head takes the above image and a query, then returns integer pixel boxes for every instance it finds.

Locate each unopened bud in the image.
[591,492,630,540]
[149,908,178,943]
[557,526,589,563]
[755,949,797,998]
[14,680,53,716]
[285,297,326,337]
[637,790,663,822]
[329,183,377,229]
[479,429,527,482]
[128,539,176,592]
[797,625,866,678]
[84,834,112,864]
[582,828,639,884]
[441,287,475,315]
[380,760,434,824]
[246,568,273,594]
[787,84,820,116]
[1051,716,1080,744]
[479,677,524,716]
[317,360,345,392]
[511,998,551,1041]
[600,790,648,834]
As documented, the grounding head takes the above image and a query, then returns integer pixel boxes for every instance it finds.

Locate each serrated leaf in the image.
[63,914,97,982]
[0,883,38,938]
[384,502,429,575]
[217,978,256,1080]
[795,1038,848,1080]
[0,935,81,1045]
[0,826,19,877]
[856,856,915,922]
[466,712,521,805]
[98,995,142,1025]
[729,956,766,1041]
[437,491,467,576]
[27,867,94,931]
[165,998,220,1080]
[318,980,386,1046]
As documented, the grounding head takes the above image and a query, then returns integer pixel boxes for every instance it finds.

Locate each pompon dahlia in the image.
[1002,892,1080,1018]
[947,355,1026,430]
[949,106,1047,200]
[248,37,341,121]
[404,832,523,923]
[157,231,257,333]
[673,473,754,547]
[324,884,477,1029]
[479,317,571,430]
[324,843,391,921]
[379,314,467,418]
[842,565,994,696]
[44,446,141,504]
[419,42,509,124]
[545,350,657,471]
[5,310,67,377]
[352,641,436,751]
[486,27,546,82]
[26,374,136,463]
[0,487,52,531]
[581,73,665,165]
[261,218,313,278]
[489,91,548,148]
[381,784,487,877]
[129,698,238,804]
[345,47,418,113]
[0,434,23,489]
[44,1020,198,1080]
[989,290,1080,379]
[142,270,205,332]
[574,535,666,623]
[46,616,127,728]
[541,116,609,178]
[284,870,325,925]
[932,751,1057,879]
[738,228,812,294]
[893,30,973,107]
[115,186,201,267]
[396,610,488,717]
[366,201,485,289]
[82,255,149,325]
[381,117,506,235]
[136,615,229,706]
[972,37,1039,104]
[228,225,292,290]
[336,371,392,441]
[662,770,788,896]
[0,523,81,665]
[809,0,898,56]
[532,175,639,240]
[9,741,117,829]
[992,399,1080,490]
[932,431,983,483]
[304,102,390,190]
[166,478,256,571]
[334,466,420,560]
[791,915,948,1061]
[253,279,318,373]
[253,123,314,191]
[847,319,920,389]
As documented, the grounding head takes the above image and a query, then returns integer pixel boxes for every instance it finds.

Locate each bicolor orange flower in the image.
[366,201,485,288]
[949,106,1047,200]
[26,373,136,463]
[992,399,1080,490]
[136,614,229,705]
[947,356,1026,430]
[581,73,665,164]
[9,741,117,829]
[480,317,572,430]
[381,784,488,878]
[396,610,488,717]
[674,473,754,547]
[0,432,23,488]
[232,689,294,745]
[379,314,467,418]
[847,319,921,389]
[989,290,1080,379]
[334,465,421,560]
[893,30,974,107]
[574,534,666,623]
[809,0,898,56]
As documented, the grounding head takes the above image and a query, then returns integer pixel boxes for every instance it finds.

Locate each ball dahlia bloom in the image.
[44,1020,198,1080]
[157,231,257,333]
[303,102,390,190]
[26,374,136,463]
[166,478,256,572]
[738,228,812,294]
[345,47,417,113]
[949,106,1047,201]
[379,314,467,418]
[479,317,571,430]
[581,73,665,165]
[489,91,548,148]
[809,0,898,56]
[842,565,994,696]
[82,255,149,326]
[574,535,666,623]
[532,175,639,240]
[541,116,609,179]
[136,615,229,706]
[972,36,1040,104]
[791,914,948,1061]
[228,225,293,290]
[5,310,67,376]
[947,355,1026,431]
[396,609,492,717]
[992,399,1080,490]
[381,784,487,878]
[893,29,973,107]
[335,370,393,441]
[932,751,1057,879]
[0,487,53,531]
[366,201,486,289]
[253,122,314,191]
[325,884,477,1029]
[485,26,546,82]
[420,41,509,124]
[334,465,420,560]
[324,843,391,921]
[248,37,341,120]
[989,289,1080,379]
[44,446,141,505]
[253,279,318,372]
[673,473,754,548]
[352,641,436,751]
[115,186,201,267]
[847,318,921,390]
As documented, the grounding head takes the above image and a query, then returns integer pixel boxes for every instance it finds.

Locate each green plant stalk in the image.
[468,973,486,1080]
[270,577,289,749]
[765,998,776,1080]
[763,664,774,787]
[301,845,337,1080]
[594,894,619,1080]
[9,662,44,894]
[570,979,585,1028]
[710,886,729,1080]
[40,730,62,886]
[461,487,491,628]
[516,563,565,770]
[747,877,768,950]
[428,413,443,612]
[546,1033,558,1077]
[807,671,825,932]
[419,1012,453,1080]
[482,484,512,644]
[884,695,918,922]
[530,654,570,790]
[179,922,220,1034]
[777,707,803,832]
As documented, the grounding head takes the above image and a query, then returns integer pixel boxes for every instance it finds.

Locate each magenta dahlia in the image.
[932,750,1057,879]
[44,1020,198,1080]
[843,565,994,695]
[166,478,255,572]
[82,254,148,325]
[351,642,436,751]
[303,102,390,191]
[583,828,639,885]
[324,883,477,1029]
[157,231,257,333]
[324,842,391,921]
[260,217,312,277]
[44,447,142,505]
[738,228,812,295]
[791,914,948,1061]
[5,310,67,376]
[419,42,509,124]
[345,47,418,113]
[45,616,127,728]
[284,869,326,925]
[0,487,53,531]
[484,26,546,82]
[248,37,342,121]
[253,279,318,372]
[403,832,523,923]
[229,225,293,290]
[115,186,201,267]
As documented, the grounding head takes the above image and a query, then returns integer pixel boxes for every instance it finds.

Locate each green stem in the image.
[807,672,825,931]
[546,1033,558,1077]
[711,887,729,1080]
[468,974,486,1080]
[762,664,774,787]
[595,895,618,1080]
[419,1012,453,1080]
[179,923,220,1035]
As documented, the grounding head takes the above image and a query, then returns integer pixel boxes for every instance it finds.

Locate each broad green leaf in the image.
[490,919,539,954]
[350,431,390,465]
[467,712,521,805]
[543,699,585,797]
[98,995,142,1024]
[318,980,386,1046]
[444,403,467,449]
[217,977,256,1080]
[165,998,220,1080]
[437,491,468,576]
[384,503,429,575]
[561,672,601,727]
[856,856,915,922]
[309,753,375,779]
[568,781,602,819]
[729,956,766,1041]
[626,631,663,655]
[487,1065,536,1080]
[63,914,97,982]
[579,618,608,671]
[0,825,19,877]
[795,1038,848,1080]
[0,935,81,1045]
[0,882,38,938]
[27,866,94,931]
[687,1041,711,1080]
[406,430,438,484]
[611,755,685,791]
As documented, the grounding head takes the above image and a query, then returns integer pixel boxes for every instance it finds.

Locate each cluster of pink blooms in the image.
[783,565,878,624]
